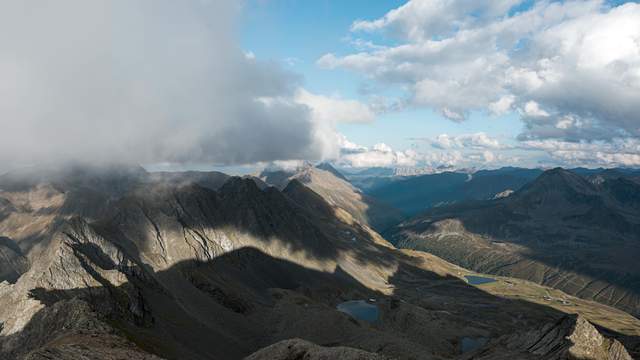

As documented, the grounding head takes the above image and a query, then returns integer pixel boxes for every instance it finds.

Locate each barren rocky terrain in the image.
[0,165,637,359]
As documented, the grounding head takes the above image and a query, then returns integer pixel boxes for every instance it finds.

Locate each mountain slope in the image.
[259,164,405,231]
[463,315,632,360]
[0,166,637,359]
[389,168,640,318]
[368,167,543,216]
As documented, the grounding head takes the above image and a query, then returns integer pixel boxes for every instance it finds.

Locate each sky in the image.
[1,0,640,173]
[239,0,640,170]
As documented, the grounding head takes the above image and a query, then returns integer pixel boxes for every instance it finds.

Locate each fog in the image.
[0,1,323,172]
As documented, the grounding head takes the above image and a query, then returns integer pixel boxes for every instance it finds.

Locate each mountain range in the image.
[0,164,638,359]
[362,167,544,216]
[389,168,640,320]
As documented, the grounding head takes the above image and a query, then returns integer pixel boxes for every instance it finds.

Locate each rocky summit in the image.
[259,163,405,232]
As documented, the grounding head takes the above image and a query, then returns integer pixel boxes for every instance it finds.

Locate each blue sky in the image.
[236,0,640,170]
[240,0,523,156]
[240,1,393,99]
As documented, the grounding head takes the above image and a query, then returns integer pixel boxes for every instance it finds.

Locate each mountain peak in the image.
[515,167,596,198]
[220,176,263,196]
[540,167,577,179]
[315,163,348,181]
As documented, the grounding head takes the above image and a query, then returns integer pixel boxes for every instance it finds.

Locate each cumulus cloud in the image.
[489,95,516,116]
[321,0,640,153]
[521,138,640,167]
[336,137,421,168]
[0,1,337,171]
[350,0,520,42]
[427,132,505,150]
[334,132,513,169]
[294,89,375,124]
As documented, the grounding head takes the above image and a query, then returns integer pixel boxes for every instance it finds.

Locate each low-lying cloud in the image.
[0,1,333,171]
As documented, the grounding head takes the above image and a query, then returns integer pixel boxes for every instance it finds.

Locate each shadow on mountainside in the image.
[88,177,402,272]
[389,169,640,318]
[367,168,543,217]
[2,245,638,359]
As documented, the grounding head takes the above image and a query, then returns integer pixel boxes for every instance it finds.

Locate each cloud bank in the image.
[0,1,342,171]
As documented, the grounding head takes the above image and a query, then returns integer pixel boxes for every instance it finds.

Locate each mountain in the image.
[315,162,349,181]
[368,167,544,216]
[1,165,638,359]
[248,315,634,360]
[389,168,640,318]
[148,170,230,191]
[461,315,632,360]
[339,167,400,192]
[246,339,390,360]
[259,164,405,231]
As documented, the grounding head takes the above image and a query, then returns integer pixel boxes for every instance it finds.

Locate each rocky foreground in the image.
[247,314,634,360]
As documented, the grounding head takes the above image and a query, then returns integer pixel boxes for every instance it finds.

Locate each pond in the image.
[460,337,489,353]
[336,300,379,323]
[465,275,497,285]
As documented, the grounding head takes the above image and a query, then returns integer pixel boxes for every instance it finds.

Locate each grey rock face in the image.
[3,298,162,360]
[260,164,405,232]
[464,315,632,360]
[245,339,390,360]
[0,236,28,283]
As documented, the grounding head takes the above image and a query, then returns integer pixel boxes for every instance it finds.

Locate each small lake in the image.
[460,337,488,353]
[465,275,497,285]
[337,300,379,323]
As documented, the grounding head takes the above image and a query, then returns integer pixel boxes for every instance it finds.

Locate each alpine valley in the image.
[0,164,638,360]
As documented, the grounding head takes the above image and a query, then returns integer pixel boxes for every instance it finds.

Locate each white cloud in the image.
[430,133,504,150]
[489,95,516,116]
[483,150,496,163]
[335,137,422,168]
[350,0,520,42]
[321,0,640,164]
[0,1,341,171]
[523,101,550,117]
[555,115,583,130]
[521,138,640,167]
[334,133,511,169]
[294,89,375,124]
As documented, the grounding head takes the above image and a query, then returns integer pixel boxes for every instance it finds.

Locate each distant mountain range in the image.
[389,167,640,319]
[362,167,544,216]
[340,166,640,218]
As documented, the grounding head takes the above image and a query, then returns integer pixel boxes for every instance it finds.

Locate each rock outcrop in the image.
[245,339,389,360]
[464,315,632,360]
[259,163,405,232]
